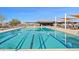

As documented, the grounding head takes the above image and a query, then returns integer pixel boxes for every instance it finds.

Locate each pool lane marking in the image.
[50,33,72,48]
[40,28,48,48]
[15,33,27,50]
[38,34,43,49]
[49,34,68,48]
[43,34,50,43]
[17,33,29,50]
[15,31,30,50]
[0,30,20,40]
[15,37,24,49]
[0,28,22,45]
[38,28,47,48]
[30,34,34,49]
[39,34,46,49]
[40,27,70,48]
[38,27,49,48]
[48,32,71,48]
[0,34,17,45]
[0,29,26,49]
[30,28,43,49]
[0,29,23,45]
[37,28,46,49]
[29,29,38,49]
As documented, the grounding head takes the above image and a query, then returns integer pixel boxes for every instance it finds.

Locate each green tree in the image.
[0,15,5,24]
[9,19,21,26]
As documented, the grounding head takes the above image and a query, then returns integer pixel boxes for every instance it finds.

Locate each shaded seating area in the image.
[56,15,79,30]
[37,21,54,26]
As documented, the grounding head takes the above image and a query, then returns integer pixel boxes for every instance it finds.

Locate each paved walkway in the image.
[0,27,22,33]
[49,26,79,37]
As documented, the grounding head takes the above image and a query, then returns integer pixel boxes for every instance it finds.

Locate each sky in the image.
[0,7,79,22]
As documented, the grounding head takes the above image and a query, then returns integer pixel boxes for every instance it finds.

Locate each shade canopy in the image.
[60,18,75,22]
[70,14,79,18]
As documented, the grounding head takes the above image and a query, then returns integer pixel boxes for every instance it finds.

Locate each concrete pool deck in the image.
[49,26,79,37]
[0,27,23,33]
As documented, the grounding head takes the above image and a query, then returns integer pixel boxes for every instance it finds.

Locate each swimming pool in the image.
[0,27,79,50]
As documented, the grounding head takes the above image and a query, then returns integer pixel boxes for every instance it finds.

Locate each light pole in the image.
[55,16,57,28]
[54,16,57,37]
[64,13,67,44]
[65,13,67,29]
[41,24,42,29]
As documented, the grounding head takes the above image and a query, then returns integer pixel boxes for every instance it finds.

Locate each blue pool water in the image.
[0,27,79,50]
